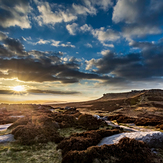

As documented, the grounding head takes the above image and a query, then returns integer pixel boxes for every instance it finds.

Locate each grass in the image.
[58,127,86,138]
[0,127,86,163]
[0,128,12,136]
[0,142,62,163]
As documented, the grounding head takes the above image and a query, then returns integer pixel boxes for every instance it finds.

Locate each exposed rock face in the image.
[0,123,12,131]
[101,90,145,100]
[98,131,163,148]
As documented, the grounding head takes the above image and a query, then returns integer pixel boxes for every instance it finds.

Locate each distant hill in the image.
[51,89,163,119]
[98,90,145,101]
[98,89,163,101]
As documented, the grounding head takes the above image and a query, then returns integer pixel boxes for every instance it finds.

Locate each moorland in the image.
[0,89,163,163]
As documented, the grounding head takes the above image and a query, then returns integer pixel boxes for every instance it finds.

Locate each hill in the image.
[51,89,163,119]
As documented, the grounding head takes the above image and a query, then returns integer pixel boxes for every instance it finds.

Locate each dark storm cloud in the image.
[87,40,163,86]
[0,90,13,94]
[27,89,80,95]
[0,32,27,57]
[56,69,110,80]
[0,57,110,83]
[3,37,26,55]
[0,35,110,83]
[87,51,141,74]
[0,58,78,83]
[0,89,80,95]
[1,32,163,86]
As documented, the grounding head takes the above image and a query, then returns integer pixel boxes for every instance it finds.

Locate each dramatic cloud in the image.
[34,0,113,27]
[123,25,162,39]
[86,39,163,87]
[113,0,163,38]
[34,0,77,26]
[0,35,111,84]
[1,0,163,95]
[0,0,31,29]
[86,51,141,74]
[0,32,27,57]
[112,0,145,24]
[27,89,80,95]
[0,89,80,95]
[0,56,111,83]
[34,0,98,27]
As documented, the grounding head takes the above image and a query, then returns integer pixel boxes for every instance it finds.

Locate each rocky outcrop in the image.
[98,131,163,148]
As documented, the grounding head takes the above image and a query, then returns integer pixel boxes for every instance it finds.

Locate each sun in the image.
[12,86,25,92]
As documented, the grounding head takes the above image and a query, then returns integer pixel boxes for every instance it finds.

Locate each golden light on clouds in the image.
[12,85,25,92]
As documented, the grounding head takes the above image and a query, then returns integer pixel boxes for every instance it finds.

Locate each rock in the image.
[0,134,15,143]
[102,116,108,121]
[98,131,163,148]
[0,123,12,131]
[64,106,76,111]
[64,106,71,110]
[93,115,101,120]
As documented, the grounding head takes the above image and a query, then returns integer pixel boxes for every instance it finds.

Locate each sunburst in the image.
[12,85,25,92]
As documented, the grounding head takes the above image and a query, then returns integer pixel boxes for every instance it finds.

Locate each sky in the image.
[0,0,163,103]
